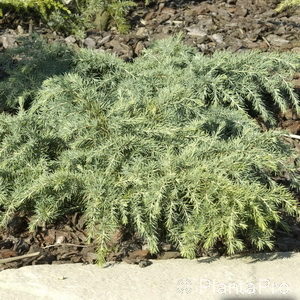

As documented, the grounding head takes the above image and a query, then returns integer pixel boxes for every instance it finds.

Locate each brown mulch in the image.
[1,0,300,57]
[1,0,300,270]
[1,209,300,270]
[0,213,98,271]
[0,213,183,270]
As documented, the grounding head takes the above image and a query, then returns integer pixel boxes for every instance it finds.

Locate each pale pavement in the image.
[0,252,299,300]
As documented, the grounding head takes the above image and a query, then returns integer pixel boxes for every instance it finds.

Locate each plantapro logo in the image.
[176,278,193,295]
[175,277,292,297]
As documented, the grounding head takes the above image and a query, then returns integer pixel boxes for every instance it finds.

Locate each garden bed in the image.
[1,0,300,270]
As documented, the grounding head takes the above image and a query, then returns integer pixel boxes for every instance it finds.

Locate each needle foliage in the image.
[0,37,300,262]
[0,35,74,112]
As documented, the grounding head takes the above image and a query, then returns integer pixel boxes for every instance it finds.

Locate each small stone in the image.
[138,260,152,268]
[65,36,76,44]
[197,43,209,52]
[84,37,96,49]
[55,235,66,244]
[292,47,300,53]
[266,34,290,47]
[186,26,208,42]
[136,27,146,36]
[197,16,214,28]
[235,7,248,17]
[142,244,150,251]
[242,38,259,49]
[97,35,111,46]
[128,249,150,260]
[0,35,16,49]
[16,25,25,35]
[124,249,151,264]
[211,33,224,44]
[173,20,183,26]
[109,40,131,56]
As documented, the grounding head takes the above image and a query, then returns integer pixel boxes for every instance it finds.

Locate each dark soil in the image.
[0,213,181,270]
[1,0,300,270]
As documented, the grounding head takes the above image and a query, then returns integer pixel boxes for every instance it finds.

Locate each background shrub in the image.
[0,0,69,18]
[276,0,300,12]
[0,0,141,35]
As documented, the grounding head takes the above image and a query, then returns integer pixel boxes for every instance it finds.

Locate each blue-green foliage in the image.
[0,37,299,262]
[0,35,74,112]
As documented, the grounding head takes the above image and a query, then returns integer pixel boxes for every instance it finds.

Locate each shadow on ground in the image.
[197,252,296,264]
[0,34,74,112]
[222,297,295,300]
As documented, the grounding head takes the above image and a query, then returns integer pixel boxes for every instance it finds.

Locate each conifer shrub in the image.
[0,37,300,262]
[0,35,74,112]
[188,50,300,125]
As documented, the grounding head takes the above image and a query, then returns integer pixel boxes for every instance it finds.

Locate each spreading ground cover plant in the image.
[0,35,74,112]
[2,36,300,122]
[0,37,300,262]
